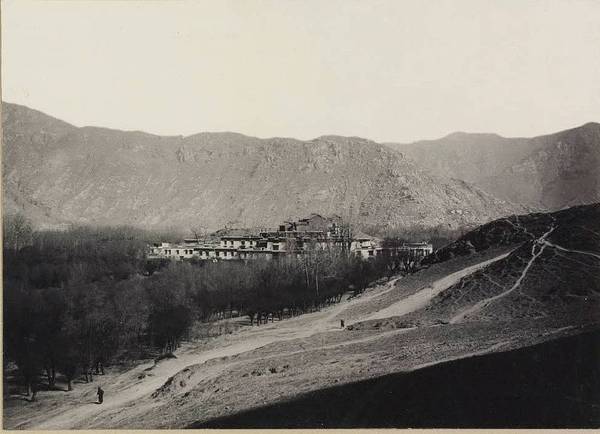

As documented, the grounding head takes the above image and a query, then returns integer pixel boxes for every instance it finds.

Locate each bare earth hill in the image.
[2,102,520,231]
[355,203,600,329]
[388,123,600,211]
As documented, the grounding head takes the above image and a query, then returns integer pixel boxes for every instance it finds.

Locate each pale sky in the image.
[2,0,600,142]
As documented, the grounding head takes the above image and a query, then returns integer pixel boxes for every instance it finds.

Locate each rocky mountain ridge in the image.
[2,102,519,231]
[388,123,600,210]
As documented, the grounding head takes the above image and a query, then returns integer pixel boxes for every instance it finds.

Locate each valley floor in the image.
[4,246,599,429]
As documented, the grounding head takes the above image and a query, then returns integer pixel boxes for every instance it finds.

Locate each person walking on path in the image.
[97,386,104,404]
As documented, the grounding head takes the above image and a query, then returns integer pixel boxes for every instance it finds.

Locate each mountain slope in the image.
[2,102,520,230]
[407,203,600,325]
[388,132,533,186]
[490,123,600,210]
[388,123,600,210]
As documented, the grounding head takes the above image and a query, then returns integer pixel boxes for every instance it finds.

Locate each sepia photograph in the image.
[1,0,599,429]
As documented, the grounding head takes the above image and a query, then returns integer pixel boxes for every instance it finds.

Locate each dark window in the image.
[368,250,374,256]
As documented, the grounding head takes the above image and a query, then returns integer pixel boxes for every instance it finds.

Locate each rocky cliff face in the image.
[388,123,600,211]
[2,102,520,230]
[489,123,600,210]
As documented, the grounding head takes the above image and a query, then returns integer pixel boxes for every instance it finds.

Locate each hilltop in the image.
[388,123,600,210]
[2,102,520,231]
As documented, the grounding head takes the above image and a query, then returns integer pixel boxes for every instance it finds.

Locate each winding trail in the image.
[27,277,402,430]
[17,254,517,430]
[542,240,600,261]
[450,226,556,324]
[361,252,512,323]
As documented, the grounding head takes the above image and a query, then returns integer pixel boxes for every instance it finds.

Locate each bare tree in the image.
[190,225,207,242]
[3,213,33,251]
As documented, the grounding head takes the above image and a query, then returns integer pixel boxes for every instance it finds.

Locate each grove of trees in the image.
[3,213,419,400]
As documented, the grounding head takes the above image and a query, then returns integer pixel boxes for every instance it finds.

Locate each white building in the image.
[147,215,433,262]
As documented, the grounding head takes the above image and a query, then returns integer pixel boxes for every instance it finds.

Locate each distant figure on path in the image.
[340,319,345,328]
[97,386,104,404]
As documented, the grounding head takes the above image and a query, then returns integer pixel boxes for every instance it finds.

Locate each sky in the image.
[2,0,600,143]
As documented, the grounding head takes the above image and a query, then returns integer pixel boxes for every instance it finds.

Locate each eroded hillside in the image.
[355,203,600,329]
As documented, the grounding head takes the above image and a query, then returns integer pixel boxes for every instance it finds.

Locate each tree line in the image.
[3,213,416,400]
[361,222,467,250]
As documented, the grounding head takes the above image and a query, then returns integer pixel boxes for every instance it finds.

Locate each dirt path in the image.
[29,327,318,429]
[26,285,380,430]
[17,259,504,430]
[542,240,600,260]
[361,252,511,324]
[450,228,554,324]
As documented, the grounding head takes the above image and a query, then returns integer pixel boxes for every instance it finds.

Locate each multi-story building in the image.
[147,214,433,262]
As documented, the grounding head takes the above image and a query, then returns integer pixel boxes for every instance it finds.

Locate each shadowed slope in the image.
[194,329,600,428]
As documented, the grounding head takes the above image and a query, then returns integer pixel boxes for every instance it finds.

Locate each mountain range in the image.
[2,102,520,231]
[388,123,600,210]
